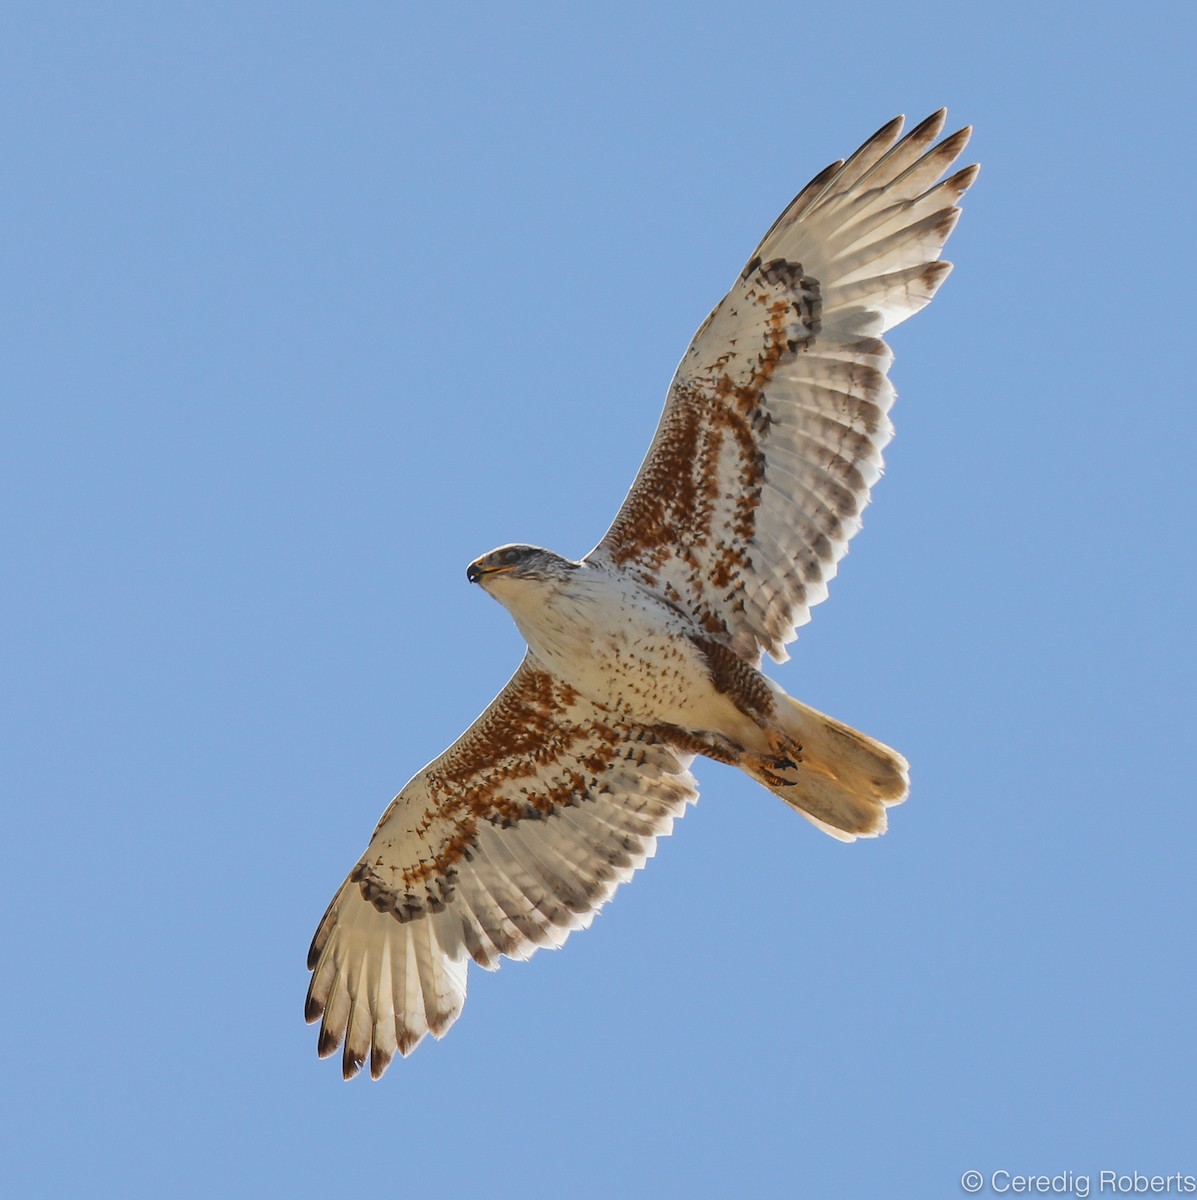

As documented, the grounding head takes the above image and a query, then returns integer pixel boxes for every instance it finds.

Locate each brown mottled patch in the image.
[593,259,822,653]
[353,661,658,923]
[434,666,579,793]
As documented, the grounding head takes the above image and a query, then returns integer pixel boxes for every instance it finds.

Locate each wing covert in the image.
[588,111,976,664]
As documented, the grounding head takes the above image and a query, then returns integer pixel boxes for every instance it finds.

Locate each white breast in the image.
[487,563,743,734]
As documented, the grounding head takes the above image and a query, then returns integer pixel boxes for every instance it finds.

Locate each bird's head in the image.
[466,544,577,589]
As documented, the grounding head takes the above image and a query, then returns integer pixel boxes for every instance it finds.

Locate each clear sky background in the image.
[4,3,1195,1198]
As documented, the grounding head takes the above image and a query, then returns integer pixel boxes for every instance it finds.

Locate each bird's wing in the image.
[306,653,696,1079]
[588,111,976,664]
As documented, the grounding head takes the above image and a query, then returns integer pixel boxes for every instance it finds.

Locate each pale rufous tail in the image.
[747,695,909,842]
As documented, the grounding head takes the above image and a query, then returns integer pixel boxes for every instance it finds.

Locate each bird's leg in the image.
[653,725,803,786]
[651,726,745,769]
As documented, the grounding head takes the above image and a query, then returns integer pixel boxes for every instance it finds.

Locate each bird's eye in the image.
[501,547,521,565]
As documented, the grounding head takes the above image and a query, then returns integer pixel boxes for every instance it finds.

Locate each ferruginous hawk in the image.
[306,111,976,1079]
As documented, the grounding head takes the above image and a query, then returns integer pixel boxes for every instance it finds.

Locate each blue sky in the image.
[4,3,1195,1197]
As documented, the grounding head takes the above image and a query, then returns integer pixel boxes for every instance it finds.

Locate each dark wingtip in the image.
[870,113,906,142]
[304,990,323,1024]
[317,1024,341,1059]
[342,1043,365,1081]
[370,1044,394,1080]
[902,109,948,146]
[950,162,981,193]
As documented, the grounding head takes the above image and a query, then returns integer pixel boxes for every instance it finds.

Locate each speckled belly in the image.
[511,580,752,738]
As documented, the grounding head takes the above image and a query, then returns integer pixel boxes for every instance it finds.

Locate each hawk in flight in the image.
[307,111,976,1078]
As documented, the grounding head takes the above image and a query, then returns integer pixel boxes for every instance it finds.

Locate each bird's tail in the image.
[746,694,909,842]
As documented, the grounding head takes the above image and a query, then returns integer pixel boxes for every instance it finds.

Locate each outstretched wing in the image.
[588,111,977,665]
[306,653,696,1079]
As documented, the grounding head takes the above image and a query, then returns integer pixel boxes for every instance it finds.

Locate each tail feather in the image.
[749,694,910,842]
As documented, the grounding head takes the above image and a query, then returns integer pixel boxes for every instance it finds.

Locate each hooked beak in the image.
[467,560,512,584]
